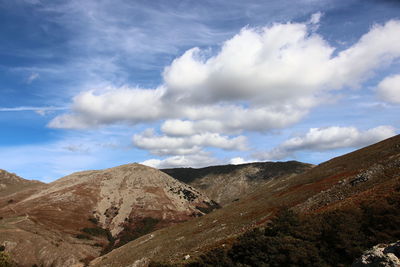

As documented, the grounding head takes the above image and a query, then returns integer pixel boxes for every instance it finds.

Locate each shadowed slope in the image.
[162,161,313,205]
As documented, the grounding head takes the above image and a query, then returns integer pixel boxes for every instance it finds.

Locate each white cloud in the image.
[256,125,397,160]
[161,120,197,136]
[26,72,39,83]
[309,12,323,25]
[47,18,400,167]
[133,129,247,156]
[0,106,67,113]
[229,157,253,165]
[377,74,400,104]
[141,153,221,169]
[164,20,400,106]
[48,87,167,129]
[50,19,400,132]
[330,21,400,89]
[163,23,333,105]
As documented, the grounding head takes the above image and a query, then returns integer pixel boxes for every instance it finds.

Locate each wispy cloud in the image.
[0,106,67,112]
[26,72,40,83]
[0,126,136,181]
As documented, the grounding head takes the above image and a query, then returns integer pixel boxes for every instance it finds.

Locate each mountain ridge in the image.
[162,160,313,205]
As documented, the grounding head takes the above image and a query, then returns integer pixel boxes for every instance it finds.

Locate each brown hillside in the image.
[0,163,215,267]
[0,169,45,198]
[91,135,400,267]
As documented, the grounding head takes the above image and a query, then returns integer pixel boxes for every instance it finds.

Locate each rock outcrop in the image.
[352,241,400,267]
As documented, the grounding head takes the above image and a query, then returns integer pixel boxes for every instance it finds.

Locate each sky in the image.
[1,0,400,182]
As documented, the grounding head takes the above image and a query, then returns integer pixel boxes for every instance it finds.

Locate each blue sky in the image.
[1,0,400,181]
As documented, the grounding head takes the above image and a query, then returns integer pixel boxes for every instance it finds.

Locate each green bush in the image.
[0,251,13,267]
[81,227,108,237]
[76,234,91,240]
[101,217,160,255]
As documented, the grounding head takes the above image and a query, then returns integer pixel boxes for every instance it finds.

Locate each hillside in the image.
[91,135,400,267]
[0,164,216,266]
[0,169,44,198]
[162,161,313,205]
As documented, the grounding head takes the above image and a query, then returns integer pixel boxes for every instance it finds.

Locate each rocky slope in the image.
[352,241,400,267]
[0,169,44,198]
[0,163,216,266]
[91,135,400,267]
[162,161,313,206]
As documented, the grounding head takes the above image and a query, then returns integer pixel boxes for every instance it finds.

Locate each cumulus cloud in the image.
[377,74,400,104]
[255,125,396,160]
[48,87,167,129]
[47,17,400,166]
[141,153,221,169]
[133,129,247,156]
[50,19,400,131]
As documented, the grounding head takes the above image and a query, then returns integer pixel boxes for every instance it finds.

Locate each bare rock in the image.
[352,241,400,267]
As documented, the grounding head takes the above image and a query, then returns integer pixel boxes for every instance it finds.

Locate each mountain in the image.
[91,135,400,266]
[0,163,216,266]
[162,161,313,206]
[0,169,44,198]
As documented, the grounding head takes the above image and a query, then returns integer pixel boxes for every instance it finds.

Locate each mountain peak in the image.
[0,163,217,265]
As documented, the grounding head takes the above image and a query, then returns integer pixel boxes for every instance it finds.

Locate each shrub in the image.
[0,251,13,267]
[76,234,91,240]
[81,227,108,237]
[88,217,99,225]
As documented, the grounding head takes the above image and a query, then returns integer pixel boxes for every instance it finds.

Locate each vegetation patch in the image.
[88,217,99,225]
[81,227,109,237]
[76,234,91,240]
[0,251,13,267]
[101,217,160,255]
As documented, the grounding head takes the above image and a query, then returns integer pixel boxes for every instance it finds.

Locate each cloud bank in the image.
[50,19,400,130]
[256,125,396,160]
[47,17,400,168]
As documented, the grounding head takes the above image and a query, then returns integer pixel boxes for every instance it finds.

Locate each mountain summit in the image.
[0,163,215,266]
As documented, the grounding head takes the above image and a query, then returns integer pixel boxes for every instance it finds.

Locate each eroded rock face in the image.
[352,241,400,267]
[0,163,216,266]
